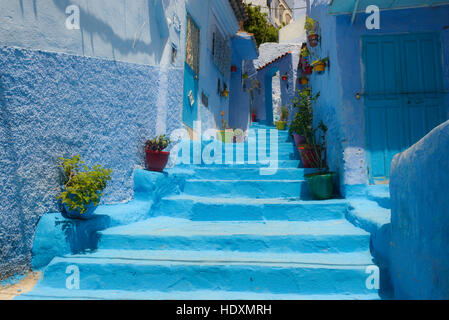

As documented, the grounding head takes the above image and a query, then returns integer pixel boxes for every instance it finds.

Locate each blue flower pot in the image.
[62,201,98,220]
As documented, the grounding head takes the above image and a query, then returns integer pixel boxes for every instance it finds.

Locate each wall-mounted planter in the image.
[312,58,328,74]
[313,62,326,73]
[281,74,288,81]
[299,77,309,85]
[307,33,319,47]
[304,66,313,75]
[231,65,237,73]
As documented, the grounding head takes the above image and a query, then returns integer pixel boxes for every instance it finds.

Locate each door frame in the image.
[361,32,445,183]
[182,11,201,129]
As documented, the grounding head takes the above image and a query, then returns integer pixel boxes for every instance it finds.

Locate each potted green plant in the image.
[300,46,310,58]
[302,121,336,200]
[145,134,171,172]
[218,111,234,142]
[56,155,112,220]
[291,88,319,149]
[305,17,319,47]
[275,106,289,130]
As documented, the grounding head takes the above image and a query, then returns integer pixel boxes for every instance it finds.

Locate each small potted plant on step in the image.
[145,134,171,172]
[218,110,234,142]
[302,121,336,200]
[57,155,112,220]
[275,106,289,130]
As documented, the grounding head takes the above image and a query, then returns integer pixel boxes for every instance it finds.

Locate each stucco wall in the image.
[308,0,344,194]
[0,0,186,68]
[0,46,183,279]
[309,1,449,196]
[389,120,449,299]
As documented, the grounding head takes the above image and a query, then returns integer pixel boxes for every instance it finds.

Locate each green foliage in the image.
[290,88,320,139]
[56,155,112,214]
[145,135,171,152]
[305,120,328,173]
[280,106,289,122]
[305,16,317,34]
[243,3,279,47]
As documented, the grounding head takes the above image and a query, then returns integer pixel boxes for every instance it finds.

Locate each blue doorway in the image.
[182,13,200,129]
[362,33,446,182]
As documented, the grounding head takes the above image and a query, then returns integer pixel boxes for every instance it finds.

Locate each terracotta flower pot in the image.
[308,33,319,47]
[145,150,170,172]
[298,144,320,168]
[251,113,257,122]
[293,134,307,146]
[300,77,309,85]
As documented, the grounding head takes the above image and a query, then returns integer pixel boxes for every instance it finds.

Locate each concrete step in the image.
[176,160,301,169]
[167,167,315,180]
[31,249,377,295]
[99,217,369,253]
[155,196,348,221]
[16,288,380,300]
[182,179,308,198]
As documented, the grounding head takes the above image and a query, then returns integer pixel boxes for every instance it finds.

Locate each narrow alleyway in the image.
[18,124,380,300]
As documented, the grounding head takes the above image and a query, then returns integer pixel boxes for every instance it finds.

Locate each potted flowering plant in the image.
[299,76,309,85]
[57,155,112,220]
[292,88,320,154]
[275,106,289,130]
[312,57,329,74]
[218,111,234,143]
[305,17,319,47]
[145,135,171,172]
[303,121,336,200]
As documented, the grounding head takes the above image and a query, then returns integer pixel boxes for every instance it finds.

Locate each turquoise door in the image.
[183,14,200,128]
[362,33,446,182]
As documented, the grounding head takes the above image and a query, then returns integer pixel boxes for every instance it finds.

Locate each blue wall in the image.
[309,1,449,196]
[0,0,186,68]
[389,120,449,299]
[0,46,183,279]
[186,0,240,133]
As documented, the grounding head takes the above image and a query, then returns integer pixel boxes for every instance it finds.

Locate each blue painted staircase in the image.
[18,124,380,300]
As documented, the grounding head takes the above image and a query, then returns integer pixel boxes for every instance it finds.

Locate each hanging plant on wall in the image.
[305,17,319,47]
[221,83,229,98]
[312,57,329,74]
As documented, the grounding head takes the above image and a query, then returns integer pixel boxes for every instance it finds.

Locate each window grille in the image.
[212,26,231,78]
[186,14,200,75]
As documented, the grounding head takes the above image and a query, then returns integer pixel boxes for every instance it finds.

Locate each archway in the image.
[264,67,279,126]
